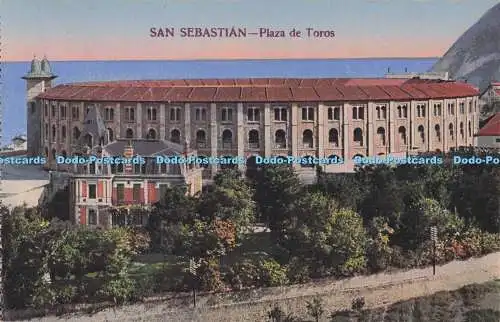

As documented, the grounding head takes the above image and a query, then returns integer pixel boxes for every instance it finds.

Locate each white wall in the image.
[476,135,500,148]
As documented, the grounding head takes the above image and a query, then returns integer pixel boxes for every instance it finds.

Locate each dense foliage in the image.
[2,152,500,312]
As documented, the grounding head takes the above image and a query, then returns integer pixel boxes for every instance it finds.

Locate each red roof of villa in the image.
[37,78,479,103]
[476,113,500,137]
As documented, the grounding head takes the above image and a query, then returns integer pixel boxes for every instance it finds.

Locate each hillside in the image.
[430,3,500,92]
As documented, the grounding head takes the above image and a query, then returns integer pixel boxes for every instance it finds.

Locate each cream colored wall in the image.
[37,96,480,174]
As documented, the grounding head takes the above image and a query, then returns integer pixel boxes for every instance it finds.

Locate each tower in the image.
[22,56,57,157]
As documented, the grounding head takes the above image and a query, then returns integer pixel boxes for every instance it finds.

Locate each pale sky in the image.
[1,0,499,61]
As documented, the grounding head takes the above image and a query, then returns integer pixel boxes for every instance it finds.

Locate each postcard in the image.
[1,1,500,321]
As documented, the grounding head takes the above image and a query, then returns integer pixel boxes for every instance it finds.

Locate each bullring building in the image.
[25,57,480,179]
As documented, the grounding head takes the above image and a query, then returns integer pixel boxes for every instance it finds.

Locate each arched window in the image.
[459,122,464,140]
[302,129,313,148]
[52,125,56,141]
[147,128,157,140]
[44,147,49,157]
[222,129,232,148]
[418,125,425,143]
[397,105,402,118]
[51,148,56,160]
[170,129,180,143]
[353,128,363,146]
[376,106,381,119]
[328,128,339,147]
[73,127,81,141]
[377,127,386,146]
[381,106,387,119]
[196,130,206,148]
[403,105,408,118]
[83,133,93,147]
[125,128,134,139]
[107,128,114,142]
[468,121,472,137]
[449,123,454,139]
[398,126,407,145]
[275,130,286,148]
[61,126,66,140]
[435,124,441,142]
[248,130,259,148]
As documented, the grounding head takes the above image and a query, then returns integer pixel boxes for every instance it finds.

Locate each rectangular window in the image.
[88,209,97,225]
[133,184,141,202]
[72,106,79,120]
[105,108,114,121]
[125,107,135,121]
[274,107,287,121]
[221,107,233,122]
[88,184,97,199]
[496,138,500,143]
[116,184,125,202]
[51,105,56,117]
[44,104,48,117]
[30,102,36,114]
[247,107,260,122]
[302,107,314,121]
[60,105,67,119]
[147,107,157,121]
[170,107,181,121]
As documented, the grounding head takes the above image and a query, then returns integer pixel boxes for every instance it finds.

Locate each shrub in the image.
[226,258,262,290]
[351,297,365,311]
[286,257,311,284]
[197,258,225,292]
[260,259,289,287]
[226,257,289,289]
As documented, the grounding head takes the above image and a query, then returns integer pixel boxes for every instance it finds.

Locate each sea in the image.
[1,58,437,144]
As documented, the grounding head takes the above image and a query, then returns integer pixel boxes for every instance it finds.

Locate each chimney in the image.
[123,140,134,174]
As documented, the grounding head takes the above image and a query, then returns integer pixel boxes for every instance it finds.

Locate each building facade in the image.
[475,112,500,148]
[25,58,481,178]
[69,137,203,228]
[479,82,500,106]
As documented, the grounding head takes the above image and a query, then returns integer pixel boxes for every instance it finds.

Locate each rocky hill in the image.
[430,3,500,92]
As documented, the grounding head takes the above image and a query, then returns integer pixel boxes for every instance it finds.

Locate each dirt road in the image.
[15,252,500,321]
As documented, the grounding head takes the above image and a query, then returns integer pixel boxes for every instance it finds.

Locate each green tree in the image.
[253,165,302,240]
[314,173,365,210]
[358,165,404,227]
[451,165,500,233]
[283,192,367,277]
[398,198,465,249]
[199,169,255,237]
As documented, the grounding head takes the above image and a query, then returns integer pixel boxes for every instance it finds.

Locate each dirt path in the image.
[18,252,500,321]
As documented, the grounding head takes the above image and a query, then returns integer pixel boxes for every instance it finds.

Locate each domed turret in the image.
[30,57,42,75]
[41,56,52,74]
[22,55,57,80]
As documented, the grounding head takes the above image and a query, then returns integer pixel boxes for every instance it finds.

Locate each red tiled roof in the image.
[37,78,479,102]
[476,113,500,137]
